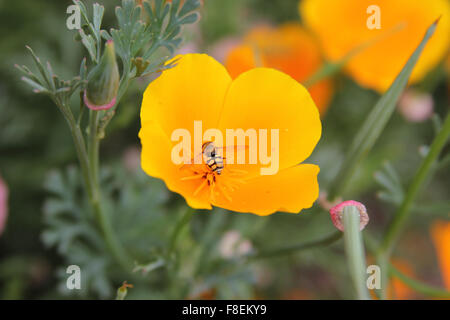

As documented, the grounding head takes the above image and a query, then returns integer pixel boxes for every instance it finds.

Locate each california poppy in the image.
[300,0,450,92]
[225,23,333,114]
[139,54,321,215]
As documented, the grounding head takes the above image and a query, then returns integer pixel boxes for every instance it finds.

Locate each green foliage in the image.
[41,165,172,298]
[42,166,112,297]
[12,0,203,298]
[17,0,201,110]
[375,161,404,205]
[15,47,84,107]
[100,0,201,78]
[40,165,259,299]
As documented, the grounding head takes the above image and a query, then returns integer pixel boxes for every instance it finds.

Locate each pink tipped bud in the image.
[84,40,120,110]
[329,200,369,232]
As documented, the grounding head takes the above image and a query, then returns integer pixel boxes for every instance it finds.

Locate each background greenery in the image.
[0,0,448,299]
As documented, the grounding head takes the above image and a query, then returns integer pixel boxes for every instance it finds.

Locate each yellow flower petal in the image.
[141,53,232,136]
[139,123,212,209]
[218,67,321,179]
[211,164,320,216]
[139,54,322,215]
[301,0,450,92]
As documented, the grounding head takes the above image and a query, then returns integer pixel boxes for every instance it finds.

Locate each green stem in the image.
[377,253,389,300]
[168,206,194,257]
[87,109,132,271]
[88,110,100,192]
[94,200,131,270]
[325,20,439,201]
[376,112,450,299]
[166,206,194,299]
[303,23,405,88]
[343,206,370,300]
[57,98,132,271]
[379,113,450,255]
[389,264,450,299]
[56,101,93,198]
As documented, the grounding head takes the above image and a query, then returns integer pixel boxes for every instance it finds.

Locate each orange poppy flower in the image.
[300,0,450,92]
[139,54,321,215]
[225,23,333,114]
[430,221,450,289]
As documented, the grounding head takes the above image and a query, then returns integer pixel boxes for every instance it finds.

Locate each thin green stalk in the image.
[94,200,131,270]
[363,232,450,299]
[166,206,194,299]
[55,100,93,199]
[389,263,450,299]
[168,206,194,257]
[377,252,389,300]
[303,23,405,88]
[87,109,132,271]
[375,112,450,299]
[57,101,132,270]
[379,113,450,255]
[88,110,100,193]
[343,206,370,300]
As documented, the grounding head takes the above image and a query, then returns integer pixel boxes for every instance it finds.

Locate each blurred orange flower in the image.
[367,256,416,299]
[225,23,333,115]
[300,0,450,92]
[139,54,321,215]
[388,259,416,299]
[430,221,450,289]
[282,289,312,300]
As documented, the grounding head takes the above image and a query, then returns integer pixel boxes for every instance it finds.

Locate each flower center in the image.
[179,160,247,203]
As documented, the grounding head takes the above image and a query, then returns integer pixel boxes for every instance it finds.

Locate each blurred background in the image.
[0,0,449,299]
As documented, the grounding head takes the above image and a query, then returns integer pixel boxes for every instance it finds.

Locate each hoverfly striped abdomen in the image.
[202,142,224,175]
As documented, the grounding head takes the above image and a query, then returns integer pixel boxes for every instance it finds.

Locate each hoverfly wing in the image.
[214,144,248,159]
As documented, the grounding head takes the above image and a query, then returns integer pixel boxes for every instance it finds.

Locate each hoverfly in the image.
[179,141,248,201]
[202,141,224,174]
[180,141,247,176]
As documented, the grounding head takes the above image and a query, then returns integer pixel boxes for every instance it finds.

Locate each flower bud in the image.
[398,89,434,123]
[329,200,369,232]
[84,40,120,110]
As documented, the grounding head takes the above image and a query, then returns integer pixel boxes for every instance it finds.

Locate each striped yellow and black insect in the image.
[179,142,249,201]
[202,141,224,175]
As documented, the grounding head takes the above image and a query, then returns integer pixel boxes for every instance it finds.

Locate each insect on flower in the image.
[200,142,225,174]
[139,54,322,215]
[179,141,249,202]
